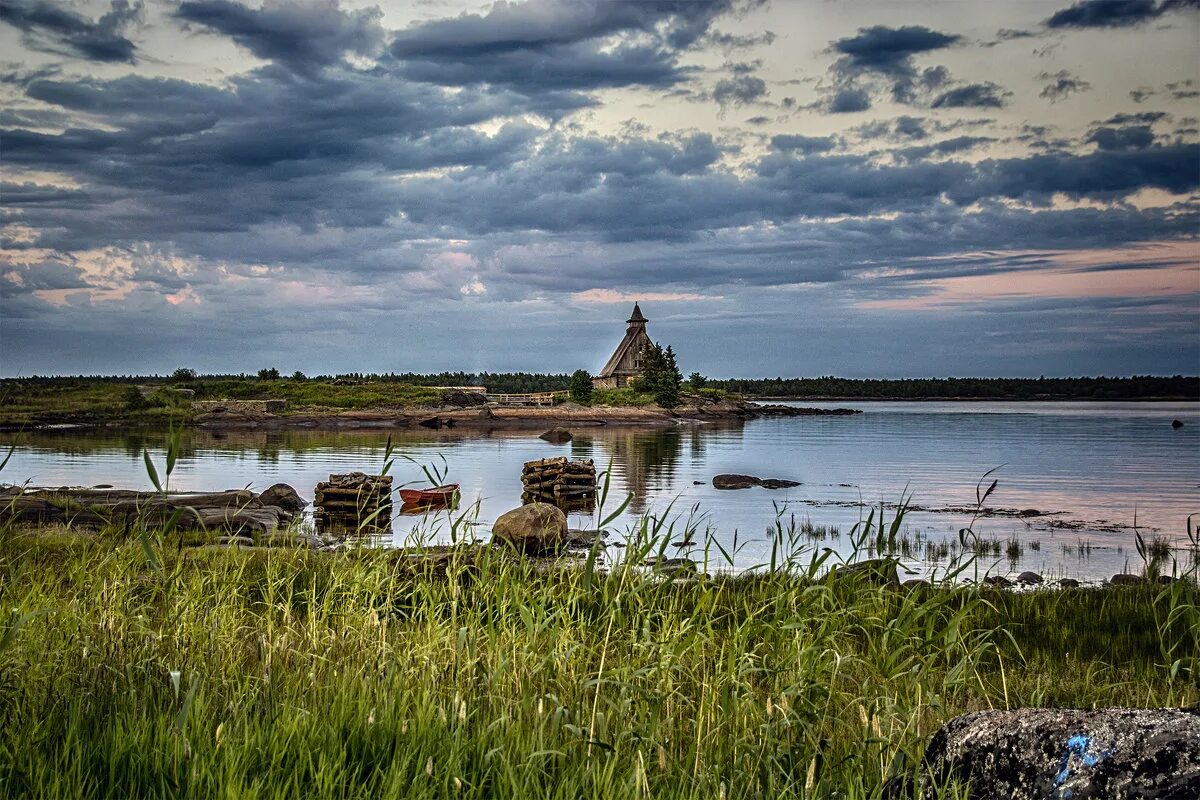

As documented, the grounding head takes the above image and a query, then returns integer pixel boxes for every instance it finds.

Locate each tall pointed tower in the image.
[594,303,653,389]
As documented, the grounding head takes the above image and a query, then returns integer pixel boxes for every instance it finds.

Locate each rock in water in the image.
[759,478,801,489]
[258,483,307,512]
[538,428,573,444]
[891,708,1200,799]
[712,474,762,490]
[1172,419,1184,429]
[491,503,567,554]
[1016,571,1044,585]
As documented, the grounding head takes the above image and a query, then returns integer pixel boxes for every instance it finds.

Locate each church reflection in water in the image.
[566,422,744,515]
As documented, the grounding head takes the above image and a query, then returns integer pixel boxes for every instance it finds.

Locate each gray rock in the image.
[1016,571,1044,585]
[830,558,898,586]
[258,483,307,512]
[983,575,1014,588]
[1058,578,1082,588]
[1110,573,1146,586]
[890,707,1200,800]
[216,535,254,547]
[712,474,761,490]
[538,428,573,444]
[759,478,801,489]
[491,503,567,554]
[902,578,930,589]
[643,557,698,575]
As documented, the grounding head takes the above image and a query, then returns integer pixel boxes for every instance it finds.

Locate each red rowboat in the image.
[398,484,459,506]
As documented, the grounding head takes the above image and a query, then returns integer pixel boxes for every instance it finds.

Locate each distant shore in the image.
[748,395,1200,402]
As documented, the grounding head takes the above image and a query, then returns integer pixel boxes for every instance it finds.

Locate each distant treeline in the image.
[3,373,1197,400]
[707,375,1200,400]
[0,371,573,394]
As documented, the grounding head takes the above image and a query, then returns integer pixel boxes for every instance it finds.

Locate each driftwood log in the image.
[0,485,302,535]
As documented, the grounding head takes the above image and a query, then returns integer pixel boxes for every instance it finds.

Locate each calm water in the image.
[4,401,1198,580]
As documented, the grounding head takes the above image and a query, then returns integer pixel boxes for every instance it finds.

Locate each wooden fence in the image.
[485,391,568,407]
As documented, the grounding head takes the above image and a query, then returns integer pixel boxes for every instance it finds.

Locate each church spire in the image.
[627,302,647,328]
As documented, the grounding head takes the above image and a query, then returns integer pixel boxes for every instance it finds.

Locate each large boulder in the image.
[258,483,307,512]
[891,708,1200,799]
[491,503,567,554]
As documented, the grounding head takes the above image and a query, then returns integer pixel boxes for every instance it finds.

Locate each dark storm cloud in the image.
[174,0,384,75]
[831,25,960,70]
[1038,70,1092,102]
[0,0,141,63]
[388,0,760,93]
[770,134,837,154]
[1087,124,1157,150]
[930,82,1009,109]
[1131,79,1198,103]
[818,25,1012,113]
[710,72,767,107]
[1045,0,1197,29]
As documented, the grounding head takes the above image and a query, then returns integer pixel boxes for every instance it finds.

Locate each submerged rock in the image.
[712,474,761,490]
[983,575,1014,588]
[711,474,799,490]
[1016,571,1044,585]
[1058,578,1082,588]
[538,428,573,444]
[1172,419,1184,429]
[1109,573,1145,586]
[491,503,567,554]
[889,707,1200,800]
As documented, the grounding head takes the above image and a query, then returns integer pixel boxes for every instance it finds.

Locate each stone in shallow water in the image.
[887,708,1200,800]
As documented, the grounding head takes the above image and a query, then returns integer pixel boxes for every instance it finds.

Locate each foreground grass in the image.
[0,529,1196,799]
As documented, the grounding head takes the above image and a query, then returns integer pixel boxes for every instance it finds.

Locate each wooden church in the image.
[593,303,653,389]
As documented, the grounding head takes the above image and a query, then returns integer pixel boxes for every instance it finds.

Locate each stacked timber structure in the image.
[521,457,597,506]
[314,472,392,532]
[593,303,653,389]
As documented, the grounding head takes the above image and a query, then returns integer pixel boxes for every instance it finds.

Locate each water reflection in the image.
[3,401,1197,581]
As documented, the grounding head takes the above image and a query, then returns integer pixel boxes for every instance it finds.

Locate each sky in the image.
[1,0,1198,379]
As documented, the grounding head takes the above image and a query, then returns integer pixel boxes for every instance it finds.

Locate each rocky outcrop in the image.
[491,503,567,554]
[890,708,1200,799]
[751,404,862,416]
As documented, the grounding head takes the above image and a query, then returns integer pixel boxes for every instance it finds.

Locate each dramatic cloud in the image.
[931,82,1010,109]
[175,0,384,74]
[1039,70,1092,102]
[2,0,1197,376]
[1045,0,1198,29]
[388,0,760,94]
[0,0,142,62]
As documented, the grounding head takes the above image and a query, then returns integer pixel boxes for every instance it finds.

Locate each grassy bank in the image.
[0,523,1195,798]
[0,378,453,427]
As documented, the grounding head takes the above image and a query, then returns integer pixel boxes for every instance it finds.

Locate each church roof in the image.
[627,302,646,323]
[598,329,645,378]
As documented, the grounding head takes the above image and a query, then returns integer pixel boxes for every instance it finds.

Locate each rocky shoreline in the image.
[185,398,862,431]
